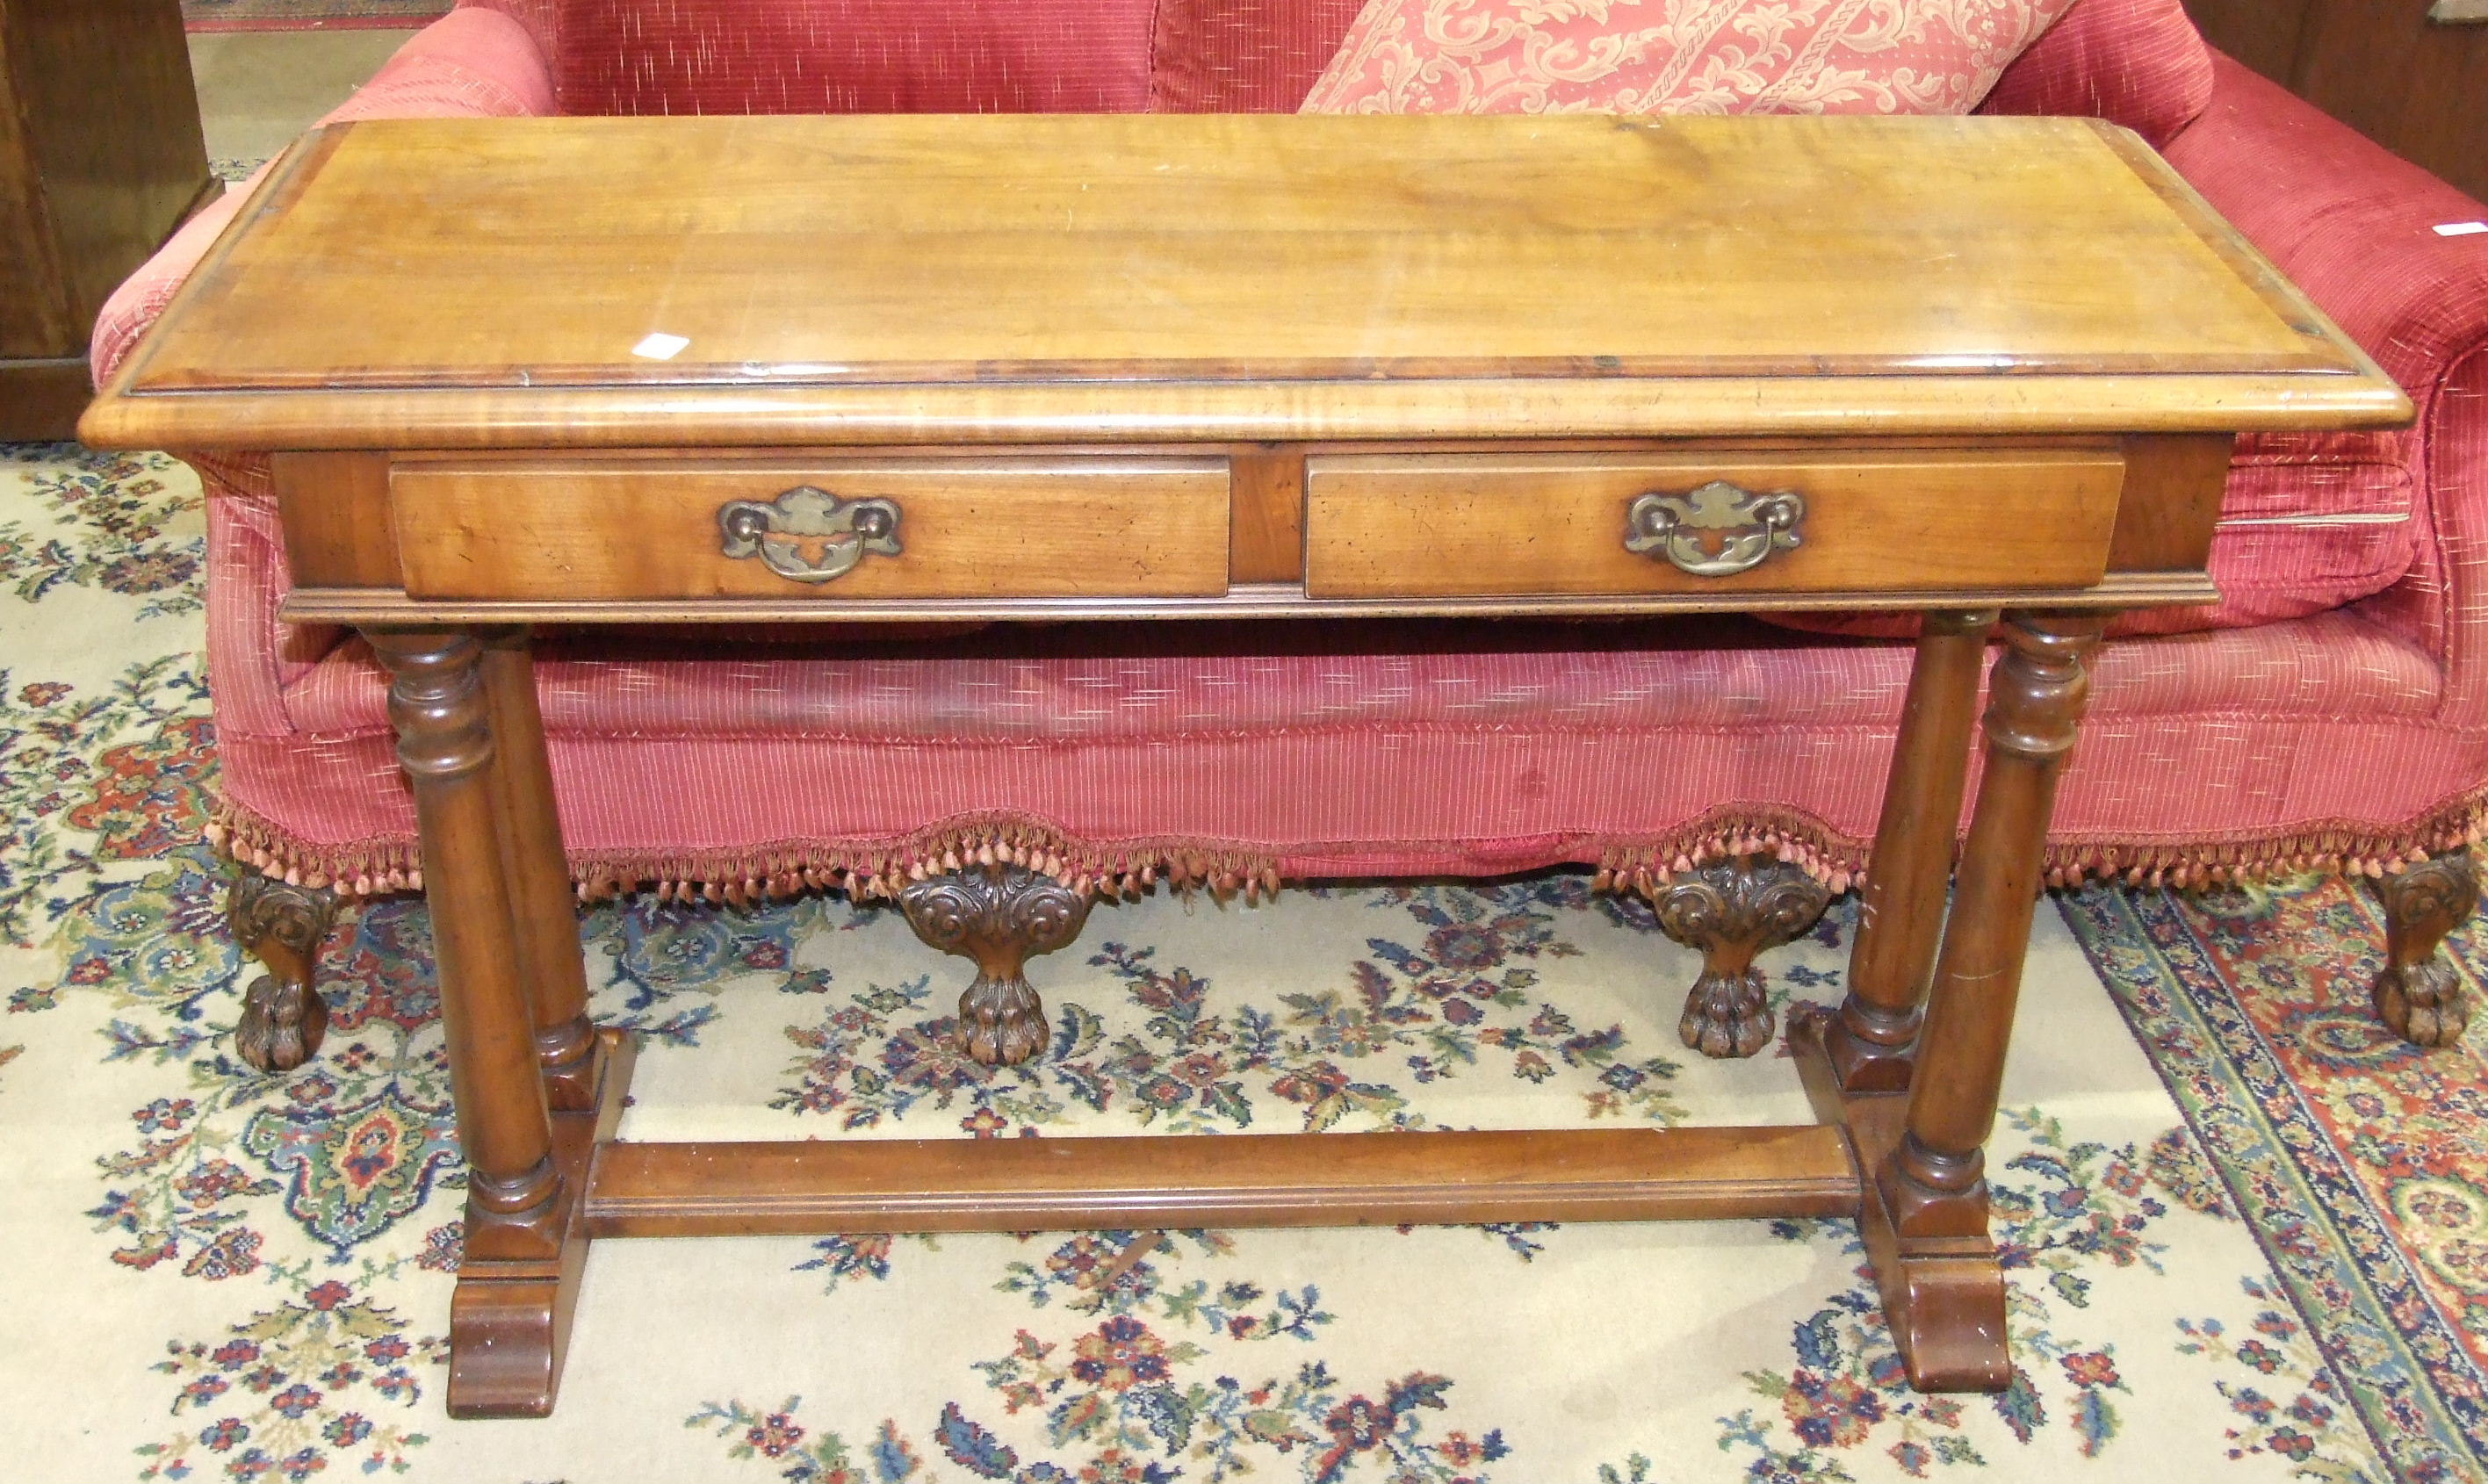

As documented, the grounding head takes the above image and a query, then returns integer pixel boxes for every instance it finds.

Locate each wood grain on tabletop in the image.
[112,112,2379,394]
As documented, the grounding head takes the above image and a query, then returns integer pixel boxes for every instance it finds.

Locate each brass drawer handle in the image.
[717,486,903,584]
[1625,480,1806,577]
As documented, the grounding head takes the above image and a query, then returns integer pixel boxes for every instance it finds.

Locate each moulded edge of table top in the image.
[80,372,2412,451]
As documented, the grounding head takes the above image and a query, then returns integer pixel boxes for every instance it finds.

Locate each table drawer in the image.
[1303,450,2124,599]
[391,457,1232,601]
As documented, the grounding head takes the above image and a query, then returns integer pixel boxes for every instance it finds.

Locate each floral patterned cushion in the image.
[1301,0,2081,116]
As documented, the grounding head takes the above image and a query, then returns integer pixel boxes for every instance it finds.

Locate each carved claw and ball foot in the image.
[1649,855,1833,1058]
[227,873,341,1072]
[2373,850,2477,1048]
[899,865,1095,1067]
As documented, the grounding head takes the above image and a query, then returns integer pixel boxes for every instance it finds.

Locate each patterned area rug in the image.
[4,439,2484,1482]
[184,1,449,33]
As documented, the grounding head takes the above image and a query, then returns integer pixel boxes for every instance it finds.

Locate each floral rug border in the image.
[2062,885,2487,1481]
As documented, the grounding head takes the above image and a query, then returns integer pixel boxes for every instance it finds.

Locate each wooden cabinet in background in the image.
[2183,0,2488,203]
[0,0,213,441]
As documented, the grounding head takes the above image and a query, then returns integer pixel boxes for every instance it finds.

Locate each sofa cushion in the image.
[552,0,1159,117]
[1973,0,2214,148]
[1300,0,2081,116]
[2153,436,2417,636]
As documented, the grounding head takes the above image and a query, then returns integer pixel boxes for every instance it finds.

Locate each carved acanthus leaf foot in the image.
[1650,854,1832,1060]
[2373,850,2477,1048]
[227,873,340,1072]
[899,864,1095,1067]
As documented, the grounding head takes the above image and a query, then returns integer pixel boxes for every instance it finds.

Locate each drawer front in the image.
[392,457,1231,601]
[1303,450,2124,599]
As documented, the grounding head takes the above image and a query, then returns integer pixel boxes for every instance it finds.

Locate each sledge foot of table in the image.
[446,1027,635,1419]
[1789,1007,2011,1393]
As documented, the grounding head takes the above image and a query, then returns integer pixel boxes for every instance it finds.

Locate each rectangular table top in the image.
[84,112,2408,450]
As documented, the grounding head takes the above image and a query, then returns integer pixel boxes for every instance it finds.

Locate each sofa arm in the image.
[457,0,563,84]
[90,5,556,385]
[2163,54,2488,705]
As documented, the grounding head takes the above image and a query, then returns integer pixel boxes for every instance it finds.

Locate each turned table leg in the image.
[367,628,615,1419]
[478,628,599,1109]
[2373,849,2477,1048]
[1861,611,2104,1391]
[1820,610,1995,1091]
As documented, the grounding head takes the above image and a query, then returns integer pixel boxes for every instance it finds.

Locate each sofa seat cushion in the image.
[1300,0,2081,116]
[552,0,1160,117]
[278,611,2442,746]
[2165,430,2418,634]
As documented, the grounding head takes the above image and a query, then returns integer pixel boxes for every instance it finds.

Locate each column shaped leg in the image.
[1869,610,2104,1390]
[477,628,598,1110]
[366,628,618,1420]
[1821,610,1995,1091]
[367,628,558,1218]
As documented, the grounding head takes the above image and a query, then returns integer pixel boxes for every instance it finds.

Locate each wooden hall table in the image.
[81,112,2408,1419]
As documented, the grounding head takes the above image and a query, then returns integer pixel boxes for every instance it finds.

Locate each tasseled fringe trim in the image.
[1589,806,1872,899]
[2035,790,2488,890]
[206,786,2488,905]
[1588,792,2488,897]
[205,800,1283,907]
[208,801,426,899]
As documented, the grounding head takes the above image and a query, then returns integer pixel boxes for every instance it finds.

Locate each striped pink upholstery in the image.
[95,2,2488,896]
[462,0,561,78]
[1150,0,1367,113]
[551,0,1159,116]
[337,4,554,117]
[2167,58,2488,707]
[1975,0,2214,147]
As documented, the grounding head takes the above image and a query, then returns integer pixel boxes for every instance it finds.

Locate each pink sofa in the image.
[96,0,2488,1052]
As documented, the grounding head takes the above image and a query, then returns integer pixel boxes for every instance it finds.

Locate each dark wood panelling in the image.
[0,355,91,440]
[0,0,212,436]
[2180,0,2317,82]
[2185,0,2488,204]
